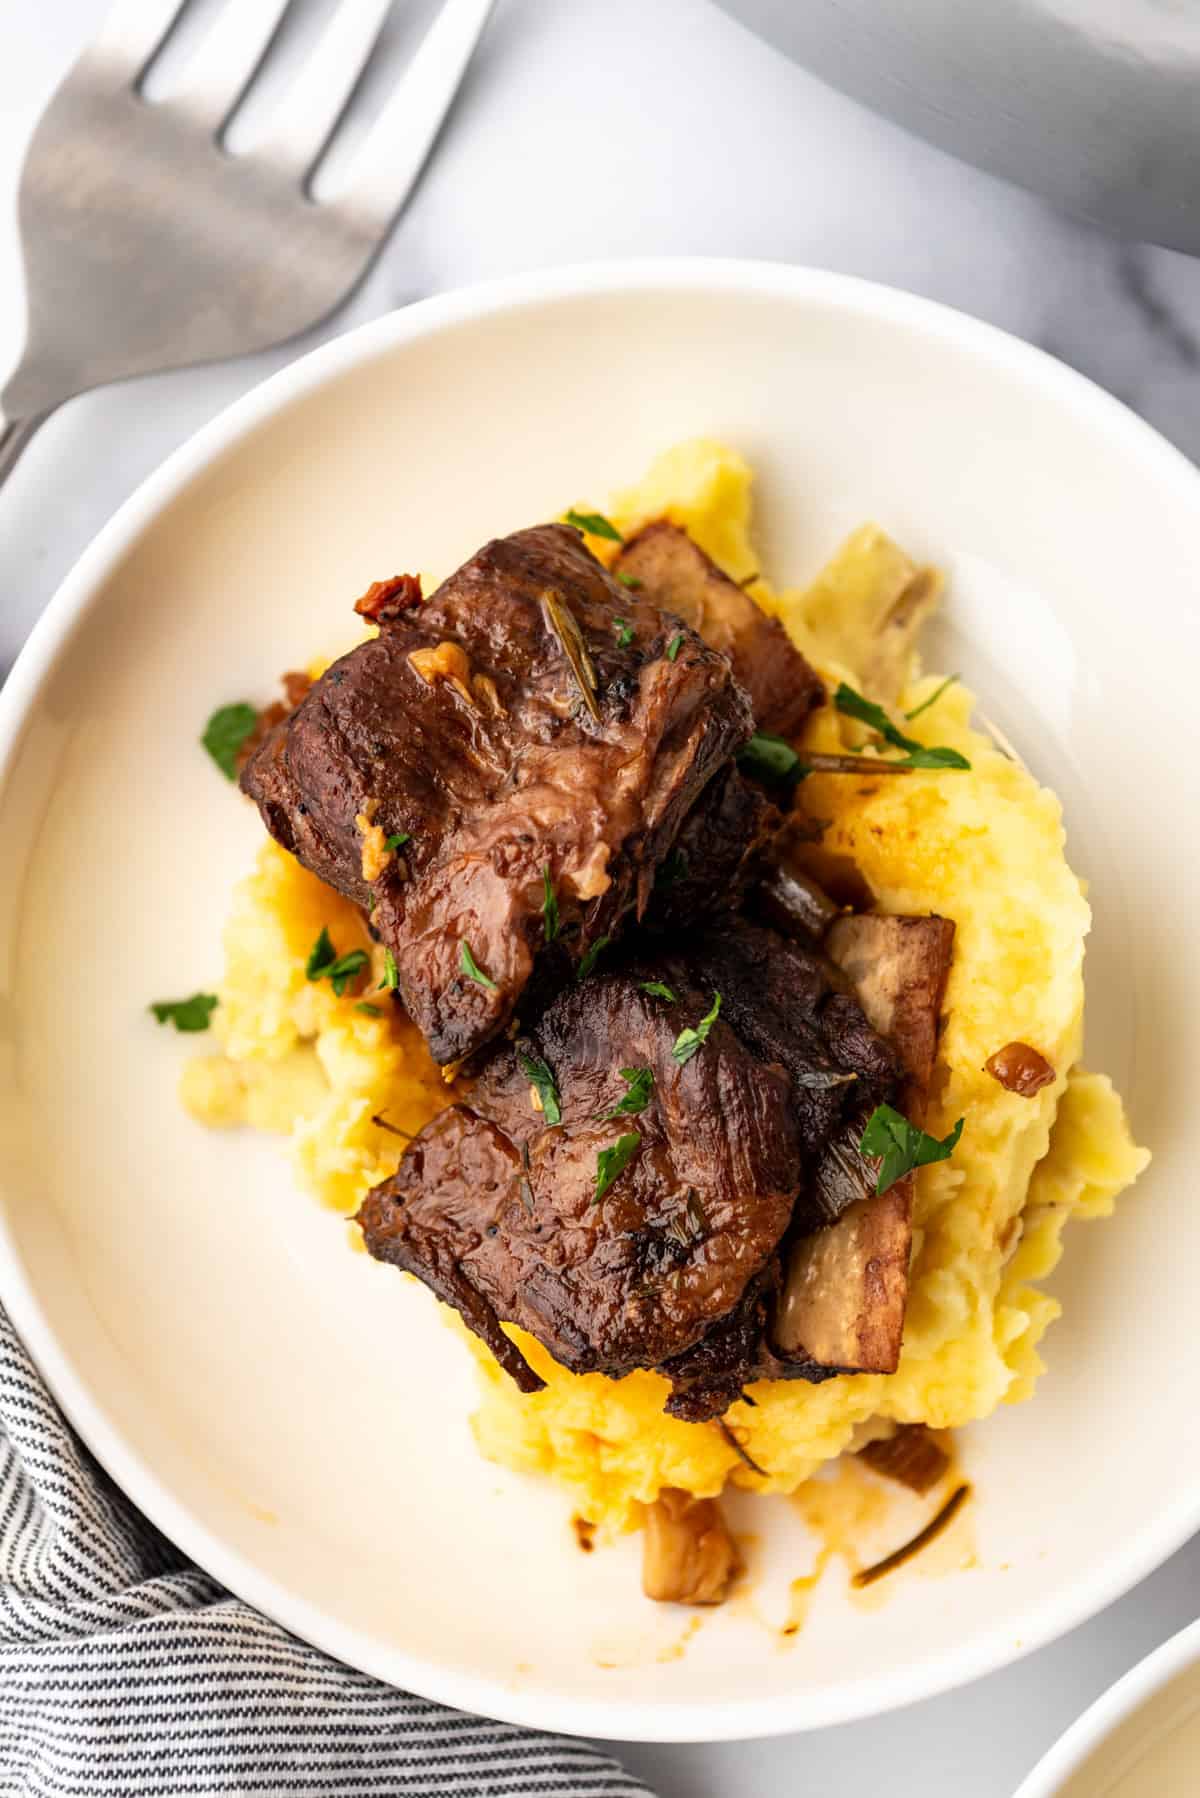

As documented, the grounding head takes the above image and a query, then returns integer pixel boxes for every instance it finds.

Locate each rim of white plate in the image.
[1,260,1198,1743]
[1013,1617,1200,1796]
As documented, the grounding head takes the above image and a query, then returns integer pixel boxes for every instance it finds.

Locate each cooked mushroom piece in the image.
[824,913,957,1102]
[612,520,825,735]
[641,1488,741,1605]
[772,913,956,1377]
[754,856,842,943]
[773,1183,912,1371]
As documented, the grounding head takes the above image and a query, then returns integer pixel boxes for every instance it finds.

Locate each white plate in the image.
[1015,1619,1200,1796]
[0,261,1195,1744]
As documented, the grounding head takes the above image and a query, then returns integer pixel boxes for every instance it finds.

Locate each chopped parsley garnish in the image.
[617,572,643,589]
[672,992,721,1065]
[459,941,498,990]
[383,831,410,852]
[519,1050,562,1126]
[202,702,258,779]
[892,740,978,769]
[306,928,337,980]
[737,732,806,788]
[305,928,368,996]
[640,980,677,1001]
[577,935,611,980]
[905,673,960,722]
[601,1066,654,1121]
[541,864,559,943]
[834,681,970,770]
[149,992,218,1033]
[888,744,972,771]
[594,1132,641,1202]
[356,1002,383,1018]
[613,616,635,648]
[859,1103,965,1196]
[666,632,684,662]
[327,951,368,996]
[565,508,623,543]
[379,947,399,992]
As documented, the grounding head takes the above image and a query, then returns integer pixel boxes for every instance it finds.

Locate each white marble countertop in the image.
[3,3,1199,1793]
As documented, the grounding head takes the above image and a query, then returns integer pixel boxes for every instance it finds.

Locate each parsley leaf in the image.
[202,702,258,780]
[640,980,677,1001]
[541,864,559,943]
[460,941,498,990]
[384,831,410,852]
[519,1050,562,1126]
[378,948,399,993]
[577,935,611,980]
[617,572,643,590]
[356,1002,383,1018]
[595,1132,642,1202]
[666,632,684,662]
[305,929,367,996]
[905,673,960,722]
[834,681,970,770]
[306,928,337,981]
[613,617,635,648]
[859,1103,964,1196]
[565,508,623,543]
[834,681,915,749]
[327,950,368,997]
[149,992,218,1033]
[672,992,721,1065]
[893,744,972,770]
[601,1066,654,1121]
[737,732,806,788]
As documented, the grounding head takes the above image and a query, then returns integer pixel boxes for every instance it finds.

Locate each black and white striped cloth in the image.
[0,1309,653,1797]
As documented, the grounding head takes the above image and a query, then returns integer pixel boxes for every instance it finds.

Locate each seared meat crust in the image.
[358,920,908,1412]
[242,524,754,1064]
[359,967,802,1380]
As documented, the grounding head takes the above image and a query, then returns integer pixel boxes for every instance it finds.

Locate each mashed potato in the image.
[185,440,1149,1531]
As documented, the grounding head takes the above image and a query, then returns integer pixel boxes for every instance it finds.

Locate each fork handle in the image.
[0,408,48,492]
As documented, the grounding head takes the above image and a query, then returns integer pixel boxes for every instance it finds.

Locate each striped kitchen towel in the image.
[0,1309,652,1797]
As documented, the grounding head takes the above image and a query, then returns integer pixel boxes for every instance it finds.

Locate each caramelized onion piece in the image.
[858,1425,950,1496]
[755,859,841,943]
[642,1489,741,1605]
[354,573,423,622]
[986,1042,1055,1096]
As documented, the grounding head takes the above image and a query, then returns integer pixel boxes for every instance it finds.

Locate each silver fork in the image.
[0,0,495,490]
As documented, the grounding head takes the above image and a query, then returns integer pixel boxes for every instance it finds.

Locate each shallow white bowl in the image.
[0,261,1195,1744]
[1015,1619,1200,1796]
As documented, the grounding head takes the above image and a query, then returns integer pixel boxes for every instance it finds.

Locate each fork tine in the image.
[329,0,495,224]
[168,0,292,135]
[90,0,191,83]
[253,0,394,181]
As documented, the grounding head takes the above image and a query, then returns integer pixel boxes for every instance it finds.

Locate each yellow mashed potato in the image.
[184,440,1149,1531]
